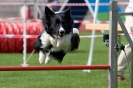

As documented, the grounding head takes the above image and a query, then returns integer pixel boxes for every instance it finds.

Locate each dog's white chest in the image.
[40,31,51,48]
[40,31,72,51]
[50,34,71,51]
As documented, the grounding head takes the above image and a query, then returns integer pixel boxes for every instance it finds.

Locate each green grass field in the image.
[0,32,131,88]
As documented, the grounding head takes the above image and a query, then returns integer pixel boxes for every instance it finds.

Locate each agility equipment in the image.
[85,24,122,31]
[85,1,133,88]
[0,22,43,53]
[0,65,110,71]
[0,1,129,6]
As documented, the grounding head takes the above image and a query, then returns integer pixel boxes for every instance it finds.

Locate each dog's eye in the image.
[54,23,59,26]
[62,21,65,25]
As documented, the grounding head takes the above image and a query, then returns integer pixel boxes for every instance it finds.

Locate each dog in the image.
[34,6,80,64]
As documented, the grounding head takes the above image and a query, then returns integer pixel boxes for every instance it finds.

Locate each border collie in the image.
[34,6,80,64]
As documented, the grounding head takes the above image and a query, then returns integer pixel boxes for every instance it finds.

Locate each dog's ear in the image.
[44,6,55,17]
[63,7,71,17]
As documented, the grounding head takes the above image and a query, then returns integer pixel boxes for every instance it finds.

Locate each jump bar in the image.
[0,65,110,71]
[119,12,133,16]
[85,24,122,31]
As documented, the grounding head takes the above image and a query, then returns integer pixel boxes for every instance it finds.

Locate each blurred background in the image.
[0,0,127,28]
[0,0,127,26]
[0,0,127,53]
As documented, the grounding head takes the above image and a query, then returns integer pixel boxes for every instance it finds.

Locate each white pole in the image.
[84,0,95,18]
[35,0,42,19]
[34,0,38,19]
[21,4,28,66]
[59,0,69,12]
[84,0,99,72]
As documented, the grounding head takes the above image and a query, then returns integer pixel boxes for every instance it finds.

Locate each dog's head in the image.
[42,6,74,38]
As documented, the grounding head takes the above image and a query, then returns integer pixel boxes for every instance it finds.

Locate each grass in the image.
[0,32,131,88]
[98,13,125,21]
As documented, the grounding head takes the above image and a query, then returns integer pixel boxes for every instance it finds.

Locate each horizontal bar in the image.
[0,65,110,71]
[0,34,103,39]
[119,12,133,16]
[85,24,122,31]
[0,19,23,22]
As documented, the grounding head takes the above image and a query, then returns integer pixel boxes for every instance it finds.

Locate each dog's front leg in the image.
[45,51,53,64]
[41,45,53,64]
[38,44,53,64]
[39,50,46,64]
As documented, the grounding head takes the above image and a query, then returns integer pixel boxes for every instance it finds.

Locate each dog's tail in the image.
[73,28,79,34]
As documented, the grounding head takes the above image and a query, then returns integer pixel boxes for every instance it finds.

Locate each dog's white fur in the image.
[39,28,79,64]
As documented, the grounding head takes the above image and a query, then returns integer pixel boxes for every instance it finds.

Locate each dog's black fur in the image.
[34,6,80,64]
[42,7,74,38]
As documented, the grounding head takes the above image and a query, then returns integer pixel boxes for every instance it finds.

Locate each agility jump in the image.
[0,65,110,71]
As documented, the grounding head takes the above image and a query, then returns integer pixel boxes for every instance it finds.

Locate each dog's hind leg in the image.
[50,50,66,63]
[70,33,80,51]
[73,28,79,34]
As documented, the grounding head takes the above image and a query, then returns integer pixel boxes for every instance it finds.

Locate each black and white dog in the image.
[34,6,80,64]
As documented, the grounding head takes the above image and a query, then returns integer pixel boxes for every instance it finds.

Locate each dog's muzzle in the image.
[59,30,65,37]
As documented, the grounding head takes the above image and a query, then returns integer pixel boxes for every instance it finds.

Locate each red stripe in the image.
[0,65,110,71]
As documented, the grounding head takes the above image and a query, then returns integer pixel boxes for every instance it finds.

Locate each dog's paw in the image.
[45,56,52,64]
[45,53,52,64]
[73,28,79,34]
[39,50,46,64]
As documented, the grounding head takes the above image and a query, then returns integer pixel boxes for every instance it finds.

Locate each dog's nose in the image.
[59,30,65,34]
